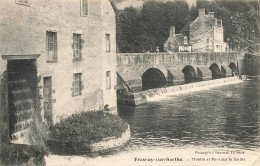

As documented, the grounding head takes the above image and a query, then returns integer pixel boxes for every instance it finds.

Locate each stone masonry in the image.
[0,0,117,148]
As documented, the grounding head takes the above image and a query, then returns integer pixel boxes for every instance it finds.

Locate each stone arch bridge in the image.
[117,52,245,91]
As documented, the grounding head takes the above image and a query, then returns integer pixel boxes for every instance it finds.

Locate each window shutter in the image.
[54,51,58,62]
[72,42,75,49]
[71,81,75,96]
[72,42,75,58]
[54,33,58,62]
[46,32,49,59]
[80,80,84,90]
[79,39,83,58]
[54,42,58,62]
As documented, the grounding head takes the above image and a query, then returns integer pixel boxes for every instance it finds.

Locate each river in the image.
[118,80,260,151]
[46,80,260,166]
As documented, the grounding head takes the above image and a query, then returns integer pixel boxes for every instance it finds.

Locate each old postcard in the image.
[0,0,259,165]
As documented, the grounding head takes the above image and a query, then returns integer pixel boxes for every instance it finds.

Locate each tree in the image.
[116,0,259,53]
[117,7,148,53]
[196,0,259,52]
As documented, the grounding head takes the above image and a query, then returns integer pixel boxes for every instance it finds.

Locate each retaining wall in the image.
[91,124,131,153]
[47,124,131,155]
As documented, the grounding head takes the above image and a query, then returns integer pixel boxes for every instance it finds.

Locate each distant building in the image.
[0,0,117,145]
[181,8,229,52]
[164,26,192,52]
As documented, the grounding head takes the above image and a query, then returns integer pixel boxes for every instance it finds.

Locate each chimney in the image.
[199,8,205,17]
[208,12,214,17]
[169,26,175,37]
[217,19,222,26]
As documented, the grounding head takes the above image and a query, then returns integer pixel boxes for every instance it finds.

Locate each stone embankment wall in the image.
[46,124,131,155]
[91,124,131,153]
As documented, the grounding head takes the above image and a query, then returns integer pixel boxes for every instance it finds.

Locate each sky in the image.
[114,0,197,10]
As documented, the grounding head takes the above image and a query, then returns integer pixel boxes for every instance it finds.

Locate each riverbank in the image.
[46,111,130,155]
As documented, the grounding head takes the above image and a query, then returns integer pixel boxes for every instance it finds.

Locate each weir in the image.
[117,77,242,106]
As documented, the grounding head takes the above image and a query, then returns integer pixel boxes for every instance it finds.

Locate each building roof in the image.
[181,13,221,33]
[175,34,191,46]
[180,21,192,33]
[109,0,118,12]
[205,15,217,26]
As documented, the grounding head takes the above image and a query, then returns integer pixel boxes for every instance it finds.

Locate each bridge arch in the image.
[141,68,167,90]
[209,63,221,79]
[229,62,237,76]
[182,65,197,83]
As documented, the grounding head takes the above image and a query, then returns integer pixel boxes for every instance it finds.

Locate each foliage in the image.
[117,0,190,53]
[47,111,128,155]
[0,144,47,165]
[49,111,128,143]
[116,0,259,53]
[196,0,259,52]
[117,7,149,53]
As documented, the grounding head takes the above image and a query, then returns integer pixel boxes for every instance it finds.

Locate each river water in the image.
[46,80,260,166]
[118,80,260,152]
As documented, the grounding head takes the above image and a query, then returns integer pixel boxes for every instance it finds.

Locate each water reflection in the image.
[118,81,260,151]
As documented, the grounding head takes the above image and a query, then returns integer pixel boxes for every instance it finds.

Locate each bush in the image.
[47,111,128,154]
[0,144,47,165]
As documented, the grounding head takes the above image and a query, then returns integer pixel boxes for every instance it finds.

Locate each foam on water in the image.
[146,95,172,101]
[145,77,243,102]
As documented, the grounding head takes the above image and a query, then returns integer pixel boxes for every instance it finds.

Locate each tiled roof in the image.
[180,21,192,33]
[175,34,191,46]
[182,15,218,32]
[109,0,118,12]
[205,16,217,26]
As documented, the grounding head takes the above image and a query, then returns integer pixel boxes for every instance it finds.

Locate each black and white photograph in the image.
[0,0,259,165]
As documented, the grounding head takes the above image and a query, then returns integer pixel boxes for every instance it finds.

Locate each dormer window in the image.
[184,36,188,44]
[81,0,89,16]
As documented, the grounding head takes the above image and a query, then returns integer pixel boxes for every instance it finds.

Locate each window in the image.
[184,36,188,44]
[43,77,52,124]
[106,71,111,89]
[207,38,209,51]
[81,0,89,16]
[72,73,83,96]
[73,34,82,59]
[16,0,28,5]
[46,32,58,62]
[105,34,111,52]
